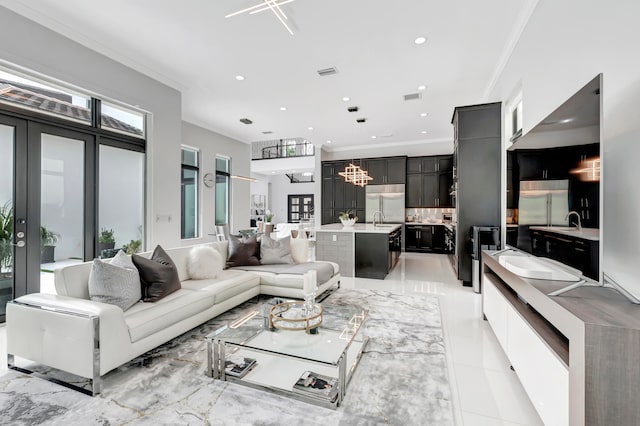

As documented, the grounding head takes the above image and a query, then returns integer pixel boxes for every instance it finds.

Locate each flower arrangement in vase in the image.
[338,210,358,227]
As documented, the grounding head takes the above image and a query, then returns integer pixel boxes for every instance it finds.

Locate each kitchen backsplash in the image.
[405,208,456,222]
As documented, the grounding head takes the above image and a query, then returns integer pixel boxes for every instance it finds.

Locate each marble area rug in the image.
[0,289,454,425]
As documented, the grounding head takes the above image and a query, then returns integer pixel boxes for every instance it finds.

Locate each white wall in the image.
[321,139,453,161]
[488,1,640,301]
[181,122,251,237]
[268,174,316,224]
[0,6,182,249]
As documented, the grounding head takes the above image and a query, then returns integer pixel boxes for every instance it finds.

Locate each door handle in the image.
[12,241,25,248]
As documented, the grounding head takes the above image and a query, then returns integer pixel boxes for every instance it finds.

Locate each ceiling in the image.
[0,0,537,152]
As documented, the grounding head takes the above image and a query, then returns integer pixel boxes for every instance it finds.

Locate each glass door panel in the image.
[99,144,145,257]
[40,133,85,291]
[0,124,14,318]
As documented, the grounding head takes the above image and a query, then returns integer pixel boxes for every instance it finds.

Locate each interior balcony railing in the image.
[251,138,314,160]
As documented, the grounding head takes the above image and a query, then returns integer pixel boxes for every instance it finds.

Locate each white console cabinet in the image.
[484,273,569,425]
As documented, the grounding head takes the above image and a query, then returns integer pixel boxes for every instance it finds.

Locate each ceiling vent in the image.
[403,93,422,101]
[317,67,338,77]
[347,106,359,112]
[240,118,253,125]
[356,118,367,124]
[262,131,273,134]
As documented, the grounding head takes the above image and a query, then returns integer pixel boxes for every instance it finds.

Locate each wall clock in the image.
[203,172,215,188]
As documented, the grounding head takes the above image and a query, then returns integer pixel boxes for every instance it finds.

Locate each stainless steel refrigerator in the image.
[516,180,570,251]
[365,184,405,223]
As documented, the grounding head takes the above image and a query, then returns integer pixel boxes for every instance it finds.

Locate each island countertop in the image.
[317,223,402,234]
[529,226,599,241]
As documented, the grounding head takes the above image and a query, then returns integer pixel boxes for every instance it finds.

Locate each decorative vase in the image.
[340,217,356,227]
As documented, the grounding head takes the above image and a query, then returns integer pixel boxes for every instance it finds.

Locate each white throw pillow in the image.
[290,238,309,264]
[89,253,142,311]
[188,245,223,279]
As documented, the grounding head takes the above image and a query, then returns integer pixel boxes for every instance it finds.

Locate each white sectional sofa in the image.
[6,241,340,395]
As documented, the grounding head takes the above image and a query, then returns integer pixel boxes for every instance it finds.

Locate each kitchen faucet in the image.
[565,211,582,230]
[373,211,385,227]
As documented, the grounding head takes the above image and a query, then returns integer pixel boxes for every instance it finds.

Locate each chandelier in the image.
[338,163,374,187]
[226,0,298,35]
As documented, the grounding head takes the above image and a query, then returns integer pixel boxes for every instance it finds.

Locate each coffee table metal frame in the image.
[205,300,369,409]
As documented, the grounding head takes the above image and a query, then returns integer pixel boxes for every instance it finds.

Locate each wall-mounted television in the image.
[506,74,602,283]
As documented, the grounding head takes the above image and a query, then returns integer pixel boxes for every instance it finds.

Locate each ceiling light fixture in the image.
[418,85,427,91]
[307,126,314,130]
[235,75,245,81]
[421,130,427,134]
[371,136,377,139]
[342,97,350,102]
[231,175,258,182]
[414,36,427,45]
[280,106,287,111]
[326,140,332,144]
[338,163,374,187]
[226,0,298,35]
[420,112,428,117]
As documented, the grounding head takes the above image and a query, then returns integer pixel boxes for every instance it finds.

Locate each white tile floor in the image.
[0,252,543,426]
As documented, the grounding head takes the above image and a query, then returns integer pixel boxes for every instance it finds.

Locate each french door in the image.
[0,115,95,321]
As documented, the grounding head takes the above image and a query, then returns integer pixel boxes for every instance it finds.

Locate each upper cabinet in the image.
[365,156,406,185]
[321,160,366,224]
[406,155,453,208]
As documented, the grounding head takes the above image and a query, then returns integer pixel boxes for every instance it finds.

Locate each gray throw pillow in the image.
[88,251,142,311]
[132,245,182,302]
[260,235,294,264]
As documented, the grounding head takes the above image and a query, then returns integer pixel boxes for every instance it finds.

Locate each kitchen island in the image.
[315,223,402,279]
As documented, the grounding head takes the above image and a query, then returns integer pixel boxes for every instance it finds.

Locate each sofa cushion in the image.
[226,235,260,267]
[124,289,214,342]
[181,269,260,304]
[231,262,335,288]
[132,245,181,302]
[259,235,293,265]
[187,245,223,279]
[290,238,309,263]
[88,252,141,311]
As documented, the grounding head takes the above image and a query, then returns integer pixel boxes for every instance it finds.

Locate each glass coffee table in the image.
[205,299,369,408]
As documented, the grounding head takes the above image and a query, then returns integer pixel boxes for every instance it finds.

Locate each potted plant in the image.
[339,210,358,226]
[0,202,13,294]
[40,226,60,264]
[98,228,116,253]
[122,239,142,255]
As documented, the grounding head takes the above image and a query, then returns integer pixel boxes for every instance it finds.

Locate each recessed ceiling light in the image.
[414,36,427,45]
[418,85,427,91]
[371,136,377,139]
[342,97,350,102]
[560,118,573,123]
[271,171,276,174]
[280,106,287,111]
[326,140,332,144]
[421,130,427,134]
[420,112,428,117]
[307,126,314,130]
[235,75,245,81]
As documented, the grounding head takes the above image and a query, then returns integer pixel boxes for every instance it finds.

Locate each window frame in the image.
[215,155,231,227]
[181,146,200,240]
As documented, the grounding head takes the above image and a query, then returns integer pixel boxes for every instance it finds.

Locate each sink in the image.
[498,255,581,282]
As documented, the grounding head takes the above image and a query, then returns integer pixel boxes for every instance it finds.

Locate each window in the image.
[181,147,199,239]
[215,156,230,226]
[0,68,91,125]
[101,101,145,138]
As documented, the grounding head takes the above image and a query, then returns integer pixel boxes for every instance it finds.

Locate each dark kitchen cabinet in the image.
[405,225,445,253]
[453,102,501,286]
[355,229,401,279]
[530,229,599,280]
[321,160,365,224]
[405,155,453,208]
[365,156,406,185]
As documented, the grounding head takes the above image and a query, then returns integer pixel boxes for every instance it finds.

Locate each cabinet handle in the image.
[584,198,589,208]
[580,198,584,208]
[575,247,586,253]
